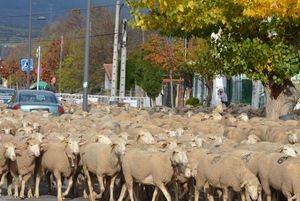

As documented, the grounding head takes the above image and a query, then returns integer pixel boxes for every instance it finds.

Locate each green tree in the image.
[128,0,300,119]
[127,51,164,105]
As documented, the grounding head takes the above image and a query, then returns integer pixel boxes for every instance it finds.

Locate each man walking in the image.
[218,89,229,107]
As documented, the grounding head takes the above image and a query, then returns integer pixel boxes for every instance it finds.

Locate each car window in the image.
[0,89,15,96]
[19,92,58,104]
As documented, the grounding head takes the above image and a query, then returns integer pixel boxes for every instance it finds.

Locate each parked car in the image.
[8,90,64,115]
[0,87,15,104]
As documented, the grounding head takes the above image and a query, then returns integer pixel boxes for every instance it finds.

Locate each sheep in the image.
[80,140,126,201]
[0,142,19,196]
[194,152,261,201]
[118,148,191,201]
[257,153,300,201]
[288,128,300,144]
[9,138,41,199]
[34,141,80,201]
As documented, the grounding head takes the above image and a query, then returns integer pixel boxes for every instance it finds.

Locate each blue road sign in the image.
[20,58,33,74]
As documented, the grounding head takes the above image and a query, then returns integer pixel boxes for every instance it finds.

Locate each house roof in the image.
[103,64,113,81]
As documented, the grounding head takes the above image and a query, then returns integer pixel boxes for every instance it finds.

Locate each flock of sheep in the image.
[0,103,299,201]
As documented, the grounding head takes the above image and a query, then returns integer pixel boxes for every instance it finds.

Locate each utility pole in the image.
[36,46,41,90]
[82,0,91,112]
[28,0,32,89]
[119,18,127,97]
[59,35,64,93]
[111,0,121,99]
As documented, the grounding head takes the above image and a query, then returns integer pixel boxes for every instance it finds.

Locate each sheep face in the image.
[242,178,261,201]
[137,130,155,145]
[279,145,298,157]
[96,135,112,145]
[246,185,259,201]
[288,130,300,144]
[28,144,40,157]
[67,139,80,155]
[171,149,188,166]
[111,142,126,156]
[4,143,17,161]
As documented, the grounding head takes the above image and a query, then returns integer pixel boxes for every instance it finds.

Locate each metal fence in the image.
[55,93,151,108]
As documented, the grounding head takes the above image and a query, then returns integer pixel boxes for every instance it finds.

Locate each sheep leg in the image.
[0,172,7,195]
[151,187,158,201]
[96,175,105,199]
[222,187,228,201]
[83,166,95,201]
[109,175,117,201]
[157,183,171,201]
[127,181,134,201]
[7,173,13,196]
[260,180,271,201]
[10,171,19,198]
[62,176,74,197]
[54,171,63,201]
[117,184,127,201]
[19,173,31,199]
[34,166,44,198]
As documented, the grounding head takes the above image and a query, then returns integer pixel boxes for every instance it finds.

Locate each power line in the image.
[0,4,117,19]
[0,32,115,44]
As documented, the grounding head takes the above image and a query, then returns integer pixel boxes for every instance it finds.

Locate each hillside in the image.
[0,0,112,43]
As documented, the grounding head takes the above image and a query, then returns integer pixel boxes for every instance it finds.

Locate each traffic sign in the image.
[20,58,33,74]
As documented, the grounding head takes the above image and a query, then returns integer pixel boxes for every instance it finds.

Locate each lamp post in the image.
[27,0,32,89]
[82,0,91,112]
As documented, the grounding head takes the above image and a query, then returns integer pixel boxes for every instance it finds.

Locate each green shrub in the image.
[186,97,202,107]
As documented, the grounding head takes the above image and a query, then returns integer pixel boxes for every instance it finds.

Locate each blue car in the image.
[0,87,15,104]
[8,90,64,115]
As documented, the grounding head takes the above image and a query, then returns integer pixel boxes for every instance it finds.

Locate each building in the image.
[193,75,265,108]
[103,63,112,91]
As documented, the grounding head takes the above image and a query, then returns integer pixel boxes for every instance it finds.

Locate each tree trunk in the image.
[264,80,299,120]
[205,80,213,107]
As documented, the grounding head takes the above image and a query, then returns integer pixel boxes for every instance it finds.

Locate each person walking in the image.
[48,76,57,93]
[218,89,229,107]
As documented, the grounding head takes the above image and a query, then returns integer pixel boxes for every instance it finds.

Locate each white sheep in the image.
[194,152,261,201]
[118,148,190,201]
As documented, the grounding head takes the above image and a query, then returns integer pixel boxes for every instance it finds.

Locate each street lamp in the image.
[27,0,32,89]
[82,0,91,112]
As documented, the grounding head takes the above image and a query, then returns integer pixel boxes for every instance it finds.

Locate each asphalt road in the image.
[0,196,86,201]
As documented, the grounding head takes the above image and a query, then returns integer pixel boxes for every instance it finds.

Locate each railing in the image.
[55,93,151,108]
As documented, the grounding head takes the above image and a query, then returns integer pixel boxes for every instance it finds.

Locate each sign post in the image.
[36,46,41,90]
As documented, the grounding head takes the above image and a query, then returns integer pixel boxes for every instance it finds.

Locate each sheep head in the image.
[136,130,155,145]
[279,145,298,157]
[95,135,112,145]
[288,129,300,144]
[241,177,261,201]
[170,148,189,166]
[3,142,18,161]
[26,139,41,157]
[190,135,205,148]
[237,113,249,122]
[111,140,126,156]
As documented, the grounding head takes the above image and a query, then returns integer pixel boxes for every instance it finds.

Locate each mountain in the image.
[0,0,112,26]
[0,0,114,44]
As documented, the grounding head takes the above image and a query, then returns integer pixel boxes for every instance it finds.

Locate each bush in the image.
[186,97,202,107]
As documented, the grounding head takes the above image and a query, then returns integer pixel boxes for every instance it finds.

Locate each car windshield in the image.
[19,92,58,104]
[0,89,15,96]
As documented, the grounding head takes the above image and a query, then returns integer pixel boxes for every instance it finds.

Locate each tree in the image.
[127,50,164,105]
[189,39,224,106]
[128,0,300,119]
